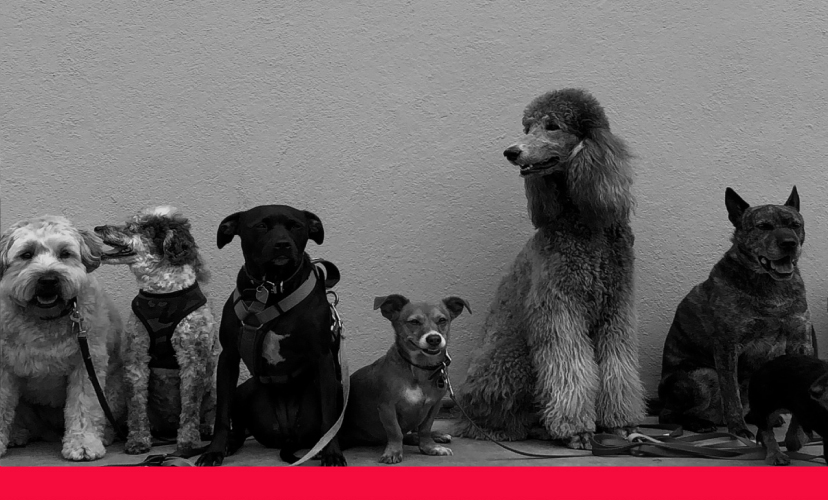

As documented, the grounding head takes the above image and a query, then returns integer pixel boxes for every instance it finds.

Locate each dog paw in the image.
[195,450,225,467]
[683,419,718,434]
[421,444,453,456]
[432,432,452,444]
[729,426,755,440]
[0,442,8,457]
[766,451,791,466]
[599,426,638,438]
[771,415,786,428]
[562,432,593,450]
[124,437,152,455]
[320,452,347,467]
[379,448,403,464]
[8,429,29,448]
[62,434,106,461]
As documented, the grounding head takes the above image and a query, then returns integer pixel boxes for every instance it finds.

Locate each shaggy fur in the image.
[454,89,645,449]
[0,215,125,461]
[95,206,218,455]
[658,188,813,437]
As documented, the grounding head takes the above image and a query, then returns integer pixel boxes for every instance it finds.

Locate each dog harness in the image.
[233,257,341,385]
[131,283,208,369]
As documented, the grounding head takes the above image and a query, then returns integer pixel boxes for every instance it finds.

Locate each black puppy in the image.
[748,354,828,466]
[196,205,346,466]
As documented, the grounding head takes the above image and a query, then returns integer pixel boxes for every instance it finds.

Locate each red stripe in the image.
[0,467,824,500]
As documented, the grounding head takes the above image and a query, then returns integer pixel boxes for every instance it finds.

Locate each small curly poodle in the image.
[454,88,645,449]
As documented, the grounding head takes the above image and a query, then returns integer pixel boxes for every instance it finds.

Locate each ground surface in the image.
[1,417,824,467]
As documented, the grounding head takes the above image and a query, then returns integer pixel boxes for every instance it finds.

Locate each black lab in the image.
[196,205,346,466]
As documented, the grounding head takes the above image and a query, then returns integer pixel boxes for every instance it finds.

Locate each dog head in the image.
[0,215,103,320]
[503,88,634,227]
[810,372,828,412]
[94,206,208,281]
[374,294,471,364]
[217,205,323,280]
[725,186,804,281]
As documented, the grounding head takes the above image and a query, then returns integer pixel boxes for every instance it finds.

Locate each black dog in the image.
[196,205,346,466]
[658,187,814,437]
[747,354,828,465]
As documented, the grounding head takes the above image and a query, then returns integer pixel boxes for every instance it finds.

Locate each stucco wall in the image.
[3,0,827,398]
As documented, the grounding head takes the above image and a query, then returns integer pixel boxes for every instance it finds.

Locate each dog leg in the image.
[175,353,208,454]
[759,425,790,466]
[453,337,535,441]
[377,402,404,464]
[528,299,598,449]
[784,415,809,452]
[124,321,153,455]
[0,369,21,457]
[714,346,753,438]
[62,357,107,461]
[594,302,645,434]
[417,403,452,457]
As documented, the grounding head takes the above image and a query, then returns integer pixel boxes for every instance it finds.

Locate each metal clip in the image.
[69,305,87,338]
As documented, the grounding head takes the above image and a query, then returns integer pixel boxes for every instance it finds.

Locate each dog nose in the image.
[425,334,442,347]
[274,241,292,251]
[778,237,798,250]
[38,276,59,287]
[93,225,106,233]
[503,146,522,162]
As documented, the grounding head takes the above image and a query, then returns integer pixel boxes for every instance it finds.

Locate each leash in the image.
[70,300,127,442]
[447,369,825,464]
[288,290,350,466]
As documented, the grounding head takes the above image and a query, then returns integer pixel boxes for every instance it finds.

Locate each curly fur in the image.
[95,206,218,454]
[454,89,645,448]
[0,215,125,461]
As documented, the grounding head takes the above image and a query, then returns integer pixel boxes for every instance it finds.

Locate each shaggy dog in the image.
[454,89,645,449]
[95,206,218,455]
[0,215,125,461]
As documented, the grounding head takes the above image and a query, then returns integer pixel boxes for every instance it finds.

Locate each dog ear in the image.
[565,128,634,225]
[303,210,324,245]
[0,228,14,279]
[373,294,410,321]
[784,186,800,212]
[442,296,472,320]
[78,229,103,273]
[163,228,198,267]
[725,187,750,228]
[217,212,241,249]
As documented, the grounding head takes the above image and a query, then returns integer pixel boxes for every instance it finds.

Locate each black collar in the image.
[242,257,307,295]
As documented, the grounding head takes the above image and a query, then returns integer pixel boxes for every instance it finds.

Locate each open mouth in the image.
[423,347,442,355]
[518,159,559,177]
[758,255,796,277]
[101,244,135,260]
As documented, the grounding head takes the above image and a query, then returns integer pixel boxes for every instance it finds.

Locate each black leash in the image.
[70,301,127,441]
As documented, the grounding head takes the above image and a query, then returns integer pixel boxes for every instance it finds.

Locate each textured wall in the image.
[3,0,827,398]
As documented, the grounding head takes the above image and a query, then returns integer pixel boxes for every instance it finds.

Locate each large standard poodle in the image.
[454,88,645,449]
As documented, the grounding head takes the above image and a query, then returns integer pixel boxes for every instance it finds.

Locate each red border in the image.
[0,467,825,500]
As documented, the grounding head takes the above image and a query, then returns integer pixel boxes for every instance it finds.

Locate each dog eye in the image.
[756,222,773,230]
[255,223,267,231]
[437,318,448,326]
[59,250,73,259]
[407,319,422,326]
[19,251,33,260]
[790,221,802,229]
[545,122,560,131]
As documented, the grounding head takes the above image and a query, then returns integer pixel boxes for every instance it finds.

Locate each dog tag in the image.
[256,285,269,303]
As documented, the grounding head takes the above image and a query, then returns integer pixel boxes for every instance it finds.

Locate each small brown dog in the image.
[747,354,828,466]
[340,294,470,464]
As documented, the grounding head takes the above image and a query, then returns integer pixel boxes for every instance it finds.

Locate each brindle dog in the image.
[658,186,814,438]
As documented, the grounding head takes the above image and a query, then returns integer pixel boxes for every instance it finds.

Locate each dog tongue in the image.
[771,259,794,274]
